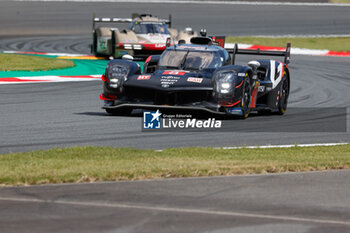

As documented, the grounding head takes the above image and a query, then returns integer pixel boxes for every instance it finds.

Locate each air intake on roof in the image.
[190,37,212,45]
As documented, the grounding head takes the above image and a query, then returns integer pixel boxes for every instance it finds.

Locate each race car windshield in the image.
[131,23,169,34]
[159,50,222,70]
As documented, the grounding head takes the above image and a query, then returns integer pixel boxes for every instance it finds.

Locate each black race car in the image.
[100,36,291,118]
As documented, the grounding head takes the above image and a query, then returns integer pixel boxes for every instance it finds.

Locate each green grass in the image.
[330,0,350,3]
[1,145,350,186]
[0,54,75,71]
[226,37,350,52]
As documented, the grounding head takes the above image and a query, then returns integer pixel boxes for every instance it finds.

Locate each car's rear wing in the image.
[227,43,291,65]
[131,13,172,27]
[92,13,172,31]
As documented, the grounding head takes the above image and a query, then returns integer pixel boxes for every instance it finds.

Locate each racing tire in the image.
[277,74,289,115]
[240,78,252,119]
[105,108,132,116]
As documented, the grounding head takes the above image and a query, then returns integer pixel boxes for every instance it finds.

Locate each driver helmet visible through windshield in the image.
[159,50,222,70]
[131,22,169,34]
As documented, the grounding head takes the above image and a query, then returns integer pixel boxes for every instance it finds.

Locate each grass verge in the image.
[0,54,75,71]
[0,145,349,186]
[330,0,350,3]
[226,36,350,52]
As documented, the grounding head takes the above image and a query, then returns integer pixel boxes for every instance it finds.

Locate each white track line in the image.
[154,142,349,152]
[217,142,349,150]
[0,196,350,226]
[13,0,350,7]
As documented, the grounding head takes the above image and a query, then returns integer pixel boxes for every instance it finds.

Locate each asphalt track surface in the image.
[1,1,350,36]
[0,1,350,232]
[1,170,350,232]
[0,53,350,154]
[0,1,349,153]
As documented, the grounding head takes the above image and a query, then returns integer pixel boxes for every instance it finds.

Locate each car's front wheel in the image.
[240,78,251,119]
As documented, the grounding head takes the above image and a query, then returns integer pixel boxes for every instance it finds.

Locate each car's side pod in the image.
[253,60,290,110]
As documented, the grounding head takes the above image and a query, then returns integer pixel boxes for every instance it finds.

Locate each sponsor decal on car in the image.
[160,76,180,87]
[210,36,225,48]
[163,71,186,75]
[121,39,138,43]
[137,75,151,80]
[187,77,203,83]
[225,107,243,115]
[258,86,265,92]
[178,45,206,50]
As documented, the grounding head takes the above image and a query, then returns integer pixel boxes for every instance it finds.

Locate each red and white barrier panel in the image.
[225,43,350,57]
[0,75,101,84]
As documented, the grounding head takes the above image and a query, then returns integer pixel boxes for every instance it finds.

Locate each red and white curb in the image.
[2,51,94,57]
[0,75,101,84]
[225,43,350,57]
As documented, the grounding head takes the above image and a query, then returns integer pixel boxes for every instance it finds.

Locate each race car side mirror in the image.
[248,61,260,70]
[185,27,194,35]
[178,39,186,45]
[122,54,134,61]
[166,37,171,47]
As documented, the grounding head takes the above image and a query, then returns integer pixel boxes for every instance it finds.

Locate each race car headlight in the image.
[214,71,235,94]
[221,83,231,90]
[107,65,128,88]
